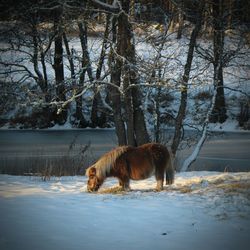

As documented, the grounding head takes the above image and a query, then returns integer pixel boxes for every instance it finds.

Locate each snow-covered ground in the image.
[1,172,250,250]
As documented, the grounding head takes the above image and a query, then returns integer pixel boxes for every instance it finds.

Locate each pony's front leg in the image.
[156,180,164,191]
[119,179,131,191]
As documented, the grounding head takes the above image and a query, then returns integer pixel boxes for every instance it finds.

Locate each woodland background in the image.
[0,0,249,164]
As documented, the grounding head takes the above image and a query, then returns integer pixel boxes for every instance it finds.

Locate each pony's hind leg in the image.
[166,170,174,185]
[166,156,174,185]
[155,169,164,191]
[155,167,164,191]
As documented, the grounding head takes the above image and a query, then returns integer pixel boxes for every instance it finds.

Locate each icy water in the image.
[0,129,250,174]
[0,129,116,175]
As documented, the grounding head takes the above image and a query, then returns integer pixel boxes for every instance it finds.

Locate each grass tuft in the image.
[98,186,126,194]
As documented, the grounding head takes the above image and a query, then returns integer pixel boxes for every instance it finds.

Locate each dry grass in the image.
[93,176,250,195]
[98,186,165,194]
[98,186,126,195]
[169,178,250,194]
[217,182,250,192]
[179,187,193,193]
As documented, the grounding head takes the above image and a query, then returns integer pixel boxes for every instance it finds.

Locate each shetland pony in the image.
[86,143,174,192]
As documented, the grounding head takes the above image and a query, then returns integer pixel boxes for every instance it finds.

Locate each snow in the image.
[207,119,244,132]
[1,172,250,250]
[1,26,249,132]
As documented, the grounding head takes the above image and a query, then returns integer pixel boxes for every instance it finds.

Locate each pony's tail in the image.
[166,151,175,185]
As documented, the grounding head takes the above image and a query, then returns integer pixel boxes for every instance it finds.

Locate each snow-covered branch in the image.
[90,0,120,13]
[222,86,250,98]
[53,80,116,115]
[180,85,217,172]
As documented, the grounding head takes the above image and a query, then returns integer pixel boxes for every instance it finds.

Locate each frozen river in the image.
[0,129,249,173]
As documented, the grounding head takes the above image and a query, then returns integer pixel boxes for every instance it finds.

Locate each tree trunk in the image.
[209,0,227,123]
[171,1,204,156]
[108,1,149,146]
[40,31,53,103]
[91,14,110,127]
[169,2,176,33]
[63,32,75,81]
[78,22,94,83]
[31,22,48,101]
[40,51,49,102]
[109,51,127,145]
[108,16,127,146]
[116,2,136,146]
[120,0,149,146]
[209,65,227,123]
[53,10,67,124]
[181,88,217,171]
[75,21,93,127]
[177,1,184,39]
[154,84,161,143]
[124,74,136,146]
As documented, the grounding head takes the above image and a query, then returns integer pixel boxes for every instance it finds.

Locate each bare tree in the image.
[209,0,227,123]
[90,14,111,127]
[116,0,150,146]
[95,0,150,145]
[53,6,68,124]
[171,0,205,156]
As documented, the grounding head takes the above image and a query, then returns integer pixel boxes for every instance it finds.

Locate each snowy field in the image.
[1,172,250,250]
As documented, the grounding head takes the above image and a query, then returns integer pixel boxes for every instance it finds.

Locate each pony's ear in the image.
[86,165,97,176]
[88,167,96,176]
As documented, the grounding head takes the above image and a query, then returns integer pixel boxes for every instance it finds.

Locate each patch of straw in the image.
[217,182,250,192]
[99,186,127,195]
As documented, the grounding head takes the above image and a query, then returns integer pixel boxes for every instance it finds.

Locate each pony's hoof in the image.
[166,180,174,185]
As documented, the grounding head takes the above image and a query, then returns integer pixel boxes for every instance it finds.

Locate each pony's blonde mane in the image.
[86,146,129,178]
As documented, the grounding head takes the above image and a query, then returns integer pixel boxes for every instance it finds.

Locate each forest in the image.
[0,0,249,170]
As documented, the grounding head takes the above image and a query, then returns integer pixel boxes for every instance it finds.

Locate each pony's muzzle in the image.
[87,185,100,193]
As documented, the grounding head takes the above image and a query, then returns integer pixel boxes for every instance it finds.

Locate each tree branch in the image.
[90,0,120,13]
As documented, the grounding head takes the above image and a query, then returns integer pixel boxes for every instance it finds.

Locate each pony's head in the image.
[86,166,104,192]
[85,146,128,192]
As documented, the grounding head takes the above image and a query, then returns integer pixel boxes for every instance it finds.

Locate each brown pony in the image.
[86,143,174,192]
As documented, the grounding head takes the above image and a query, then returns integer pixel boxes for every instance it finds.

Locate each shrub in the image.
[237,99,249,129]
